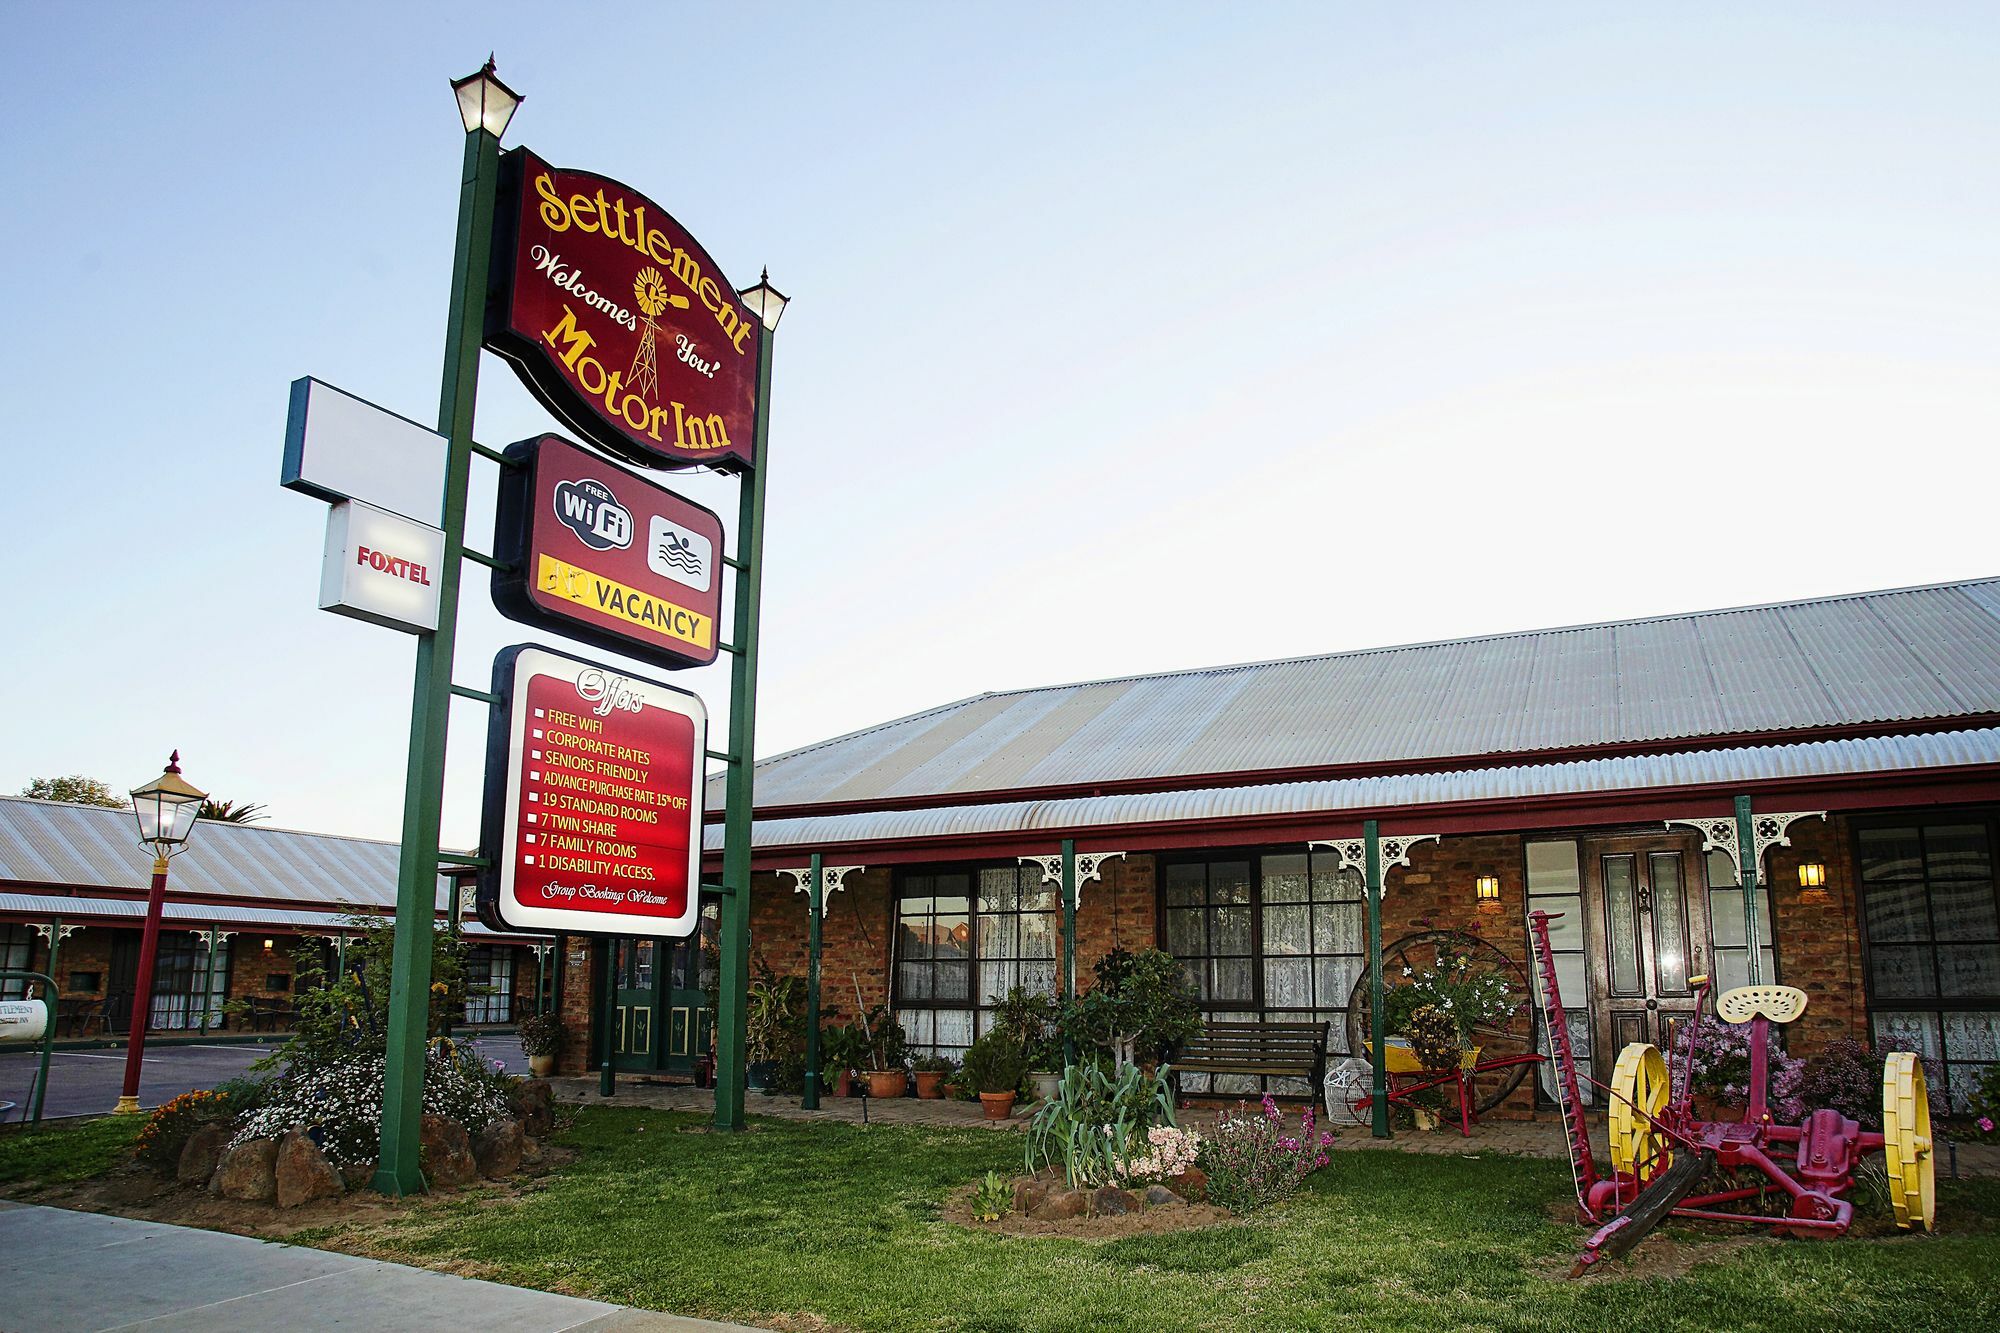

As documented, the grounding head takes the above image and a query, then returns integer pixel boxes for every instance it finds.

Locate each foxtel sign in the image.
[318,500,445,634]
[476,644,706,939]
[483,149,758,472]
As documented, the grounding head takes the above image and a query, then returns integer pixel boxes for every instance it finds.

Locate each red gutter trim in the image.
[707,715,2000,824]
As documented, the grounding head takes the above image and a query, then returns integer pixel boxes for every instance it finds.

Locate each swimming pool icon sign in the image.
[647,516,713,592]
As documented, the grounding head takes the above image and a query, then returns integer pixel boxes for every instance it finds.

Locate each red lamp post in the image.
[113,752,207,1115]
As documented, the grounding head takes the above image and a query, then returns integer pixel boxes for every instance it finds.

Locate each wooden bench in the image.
[1173,1020,1328,1097]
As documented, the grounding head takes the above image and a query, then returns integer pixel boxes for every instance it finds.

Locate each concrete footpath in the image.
[0,1201,761,1332]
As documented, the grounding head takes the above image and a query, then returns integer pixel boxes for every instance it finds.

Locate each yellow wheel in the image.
[1608,1043,1672,1181]
[1882,1052,1936,1231]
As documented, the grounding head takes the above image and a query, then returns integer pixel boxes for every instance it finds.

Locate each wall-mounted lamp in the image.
[1798,863,1826,890]
[1474,873,1501,902]
[263,938,275,950]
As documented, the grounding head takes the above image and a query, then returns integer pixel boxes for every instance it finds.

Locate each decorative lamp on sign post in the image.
[450,57,523,137]
[114,752,207,1114]
[738,269,789,331]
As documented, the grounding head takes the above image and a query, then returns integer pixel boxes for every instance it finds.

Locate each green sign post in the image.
[373,78,503,1198]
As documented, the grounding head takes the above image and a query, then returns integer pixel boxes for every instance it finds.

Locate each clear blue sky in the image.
[2,4,1995,845]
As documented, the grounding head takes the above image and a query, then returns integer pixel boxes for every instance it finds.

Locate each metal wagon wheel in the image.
[1344,929,1537,1115]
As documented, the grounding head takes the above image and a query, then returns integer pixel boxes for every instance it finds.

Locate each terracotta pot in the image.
[941,1082,960,1100]
[1691,1093,1742,1123]
[914,1071,945,1099]
[979,1091,1017,1120]
[866,1069,908,1099]
[528,1053,555,1078]
[832,1069,854,1098]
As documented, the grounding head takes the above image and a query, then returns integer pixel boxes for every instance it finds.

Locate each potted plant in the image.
[819,1022,867,1096]
[746,973,806,1091]
[516,1011,564,1078]
[993,986,1064,1099]
[962,1030,1028,1119]
[1381,951,1523,1071]
[857,1002,909,1098]
[912,1053,956,1099]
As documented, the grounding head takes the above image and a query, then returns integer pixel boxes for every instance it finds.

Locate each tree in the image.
[19,775,125,808]
[197,798,267,824]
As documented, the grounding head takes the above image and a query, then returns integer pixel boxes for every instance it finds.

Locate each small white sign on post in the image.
[320,499,446,634]
[282,377,447,523]
[0,999,48,1044]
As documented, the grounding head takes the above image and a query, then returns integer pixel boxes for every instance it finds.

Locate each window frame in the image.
[890,861,1059,1057]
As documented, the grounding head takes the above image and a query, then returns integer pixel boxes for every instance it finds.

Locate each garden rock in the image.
[1167,1166,1208,1202]
[340,1159,377,1191]
[210,1137,279,1202]
[275,1132,342,1208]
[473,1117,526,1179]
[1144,1184,1184,1207]
[1028,1188,1090,1221]
[419,1114,479,1187]
[1012,1177,1051,1214]
[176,1122,232,1185]
[1092,1186,1141,1217]
[510,1079,556,1137]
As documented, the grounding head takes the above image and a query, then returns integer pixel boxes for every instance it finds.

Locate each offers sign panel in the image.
[485,148,758,471]
[477,645,705,939]
[492,435,725,668]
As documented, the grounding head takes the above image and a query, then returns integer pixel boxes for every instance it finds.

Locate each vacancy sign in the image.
[319,499,445,633]
[491,434,724,668]
[476,644,705,938]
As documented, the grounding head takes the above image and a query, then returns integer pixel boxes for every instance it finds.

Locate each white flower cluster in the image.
[228,1042,513,1166]
[1120,1125,1202,1184]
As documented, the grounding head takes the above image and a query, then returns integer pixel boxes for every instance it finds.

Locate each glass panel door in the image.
[1583,837,1711,1065]
[613,938,661,1071]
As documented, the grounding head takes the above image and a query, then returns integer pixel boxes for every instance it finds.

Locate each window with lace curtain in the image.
[893,864,1057,1058]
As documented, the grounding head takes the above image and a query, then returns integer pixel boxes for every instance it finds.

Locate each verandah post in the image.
[1735,794,1763,985]
[803,852,823,1110]
[1365,819,1391,1140]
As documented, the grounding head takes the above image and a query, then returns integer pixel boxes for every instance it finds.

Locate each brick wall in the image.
[554,934,599,1076]
[1071,854,1160,987]
[1765,814,1868,1058]
[746,868,895,1021]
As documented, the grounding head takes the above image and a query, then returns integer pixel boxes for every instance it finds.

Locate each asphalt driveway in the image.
[0,1031,525,1121]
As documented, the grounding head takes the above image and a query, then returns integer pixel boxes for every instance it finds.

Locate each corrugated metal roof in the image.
[704,726,2000,855]
[719,577,2000,809]
[0,802,542,939]
[0,891,539,939]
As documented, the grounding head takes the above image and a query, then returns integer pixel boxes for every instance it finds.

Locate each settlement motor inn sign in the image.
[478,645,706,938]
[485,149,758,471]
[492,435,724,668]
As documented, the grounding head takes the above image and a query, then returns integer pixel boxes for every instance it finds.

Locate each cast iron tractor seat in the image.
[1715,984,1809,1025]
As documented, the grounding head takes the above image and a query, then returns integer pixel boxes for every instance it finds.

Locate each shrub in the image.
[1969,1063,2000,1138]
[230,1038,512,1166]
[961,1031,1029,1094]
[971,1169,1011,1221]
[1381,953,1522,1051]
[265,916,465,1072]
[1671,1014,1804,1120]
[991,987,1063,1070]
[516,1011,564,1059]
[1196,1095,1333,1213]
[1798,1038,1945,1128]
[1024,1060,1177,1188]
[1122,1125,1202,1184]
[134,1089,231,1173]
[1062,949,1201,1068]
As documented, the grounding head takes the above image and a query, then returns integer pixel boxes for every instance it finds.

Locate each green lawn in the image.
[0,1115,140,1187]
[4,1107,1995,1331]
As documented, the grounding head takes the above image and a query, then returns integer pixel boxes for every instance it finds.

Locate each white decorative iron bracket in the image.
[1018,851,1127,907]
[201,929,235,949]
[31,922,82,945]
[777,865,864,918]
[458,885,479,916]
[1664,811,1826,882]
[528,942,555,960]
[1307,834,1441,890]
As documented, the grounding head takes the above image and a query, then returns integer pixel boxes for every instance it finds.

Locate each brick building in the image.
[0,801,551,1037]
[557,577,2000,1115]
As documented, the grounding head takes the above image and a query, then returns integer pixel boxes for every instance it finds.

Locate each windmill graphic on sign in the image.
[628,267,689,400]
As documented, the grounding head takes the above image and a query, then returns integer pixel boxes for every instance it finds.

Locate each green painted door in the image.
[612,938,663,1071]
[661,900,720,1075]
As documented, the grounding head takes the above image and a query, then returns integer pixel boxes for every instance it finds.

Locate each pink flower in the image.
[1980,1117,1995,1134]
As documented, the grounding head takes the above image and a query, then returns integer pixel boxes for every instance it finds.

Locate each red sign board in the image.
[485,148,758,471]
[477,645,706,938]
[491,435,724,669]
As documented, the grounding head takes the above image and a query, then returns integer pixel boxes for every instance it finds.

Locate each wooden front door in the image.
[1582,835,1710,1065]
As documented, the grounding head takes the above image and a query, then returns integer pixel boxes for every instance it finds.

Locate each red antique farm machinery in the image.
[1528,910,1936,1275]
